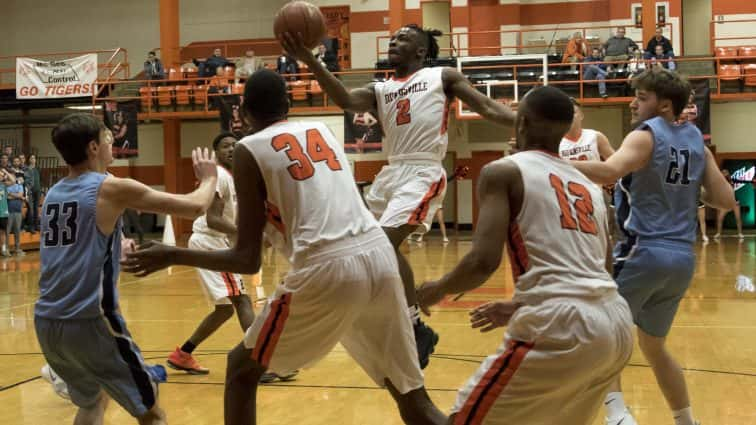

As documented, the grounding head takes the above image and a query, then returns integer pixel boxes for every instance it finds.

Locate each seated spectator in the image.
[277,51,299,81]
[650,45,676,70]
[583,48,609,99]
[198,48,229,78]
[144,51,165,80]
[314,43,340,73]
[209,66,230,94]
[562,32,589,69]
[645,27,673,59]
[235,50,263,83]
[627,48,647,76]
[602,27,637,70]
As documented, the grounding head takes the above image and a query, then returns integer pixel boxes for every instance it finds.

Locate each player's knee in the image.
[637,329,666,358]
[215,304,235,321]
[226,343,264,383]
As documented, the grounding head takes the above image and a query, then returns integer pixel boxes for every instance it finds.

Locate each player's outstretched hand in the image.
[121,241,176,277]
[469,301,521,332]
[417,281,447,316]
[280,32,316,64]
[192,147,217,182]
[120,238,137,263]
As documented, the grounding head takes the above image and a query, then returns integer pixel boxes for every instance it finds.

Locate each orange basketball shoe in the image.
[167,347,210,375]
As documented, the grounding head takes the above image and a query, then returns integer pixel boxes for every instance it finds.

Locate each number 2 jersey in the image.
[240,121,378,265]
[374,67,450,162]
[503,151,616,304]
[35,172,123,319]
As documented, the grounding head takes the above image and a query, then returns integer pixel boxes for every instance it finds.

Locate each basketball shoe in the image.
[167,347,209,375]
[415,321,439,369]
[606,408,638,425]
[259,370,299,384]
[40,364,70,400]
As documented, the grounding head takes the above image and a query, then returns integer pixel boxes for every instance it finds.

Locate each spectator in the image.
[315,43,340,73]
[277,51,300,80]
[24,154,40,233]
[0,154,9,172]
[583,48,609,99]
[11,156,24,182]
[645,27,673,58]
[209,66,230,93]
[0,169,11,256]
[650,45,676,70]
[6,176,25,256]
[235,50,263,83]
[602,27,637,70]
[3,146,13,158]
[627,48,647,76]
[199,48,229,78]
[562,32,589,69]
[144,51,166,80]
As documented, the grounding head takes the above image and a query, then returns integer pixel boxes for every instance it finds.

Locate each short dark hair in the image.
[148,51,156,56]
[632,68,691,116]
[569,97,581,106]
[212,132,238,151]
[521,86,575,146]
[242,69,289,123]
[405,24,442,60]
[51,113,106,166]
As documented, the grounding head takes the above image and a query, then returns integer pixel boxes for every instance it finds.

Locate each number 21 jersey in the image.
[240,121,377,265]
[374,67,449,163]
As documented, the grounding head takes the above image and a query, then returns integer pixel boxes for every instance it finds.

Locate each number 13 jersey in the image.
[374,67,450,163]
[240,121,377,265]
[503,151,616,304]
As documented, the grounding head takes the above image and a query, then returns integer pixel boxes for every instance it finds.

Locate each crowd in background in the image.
[0,145,41,257]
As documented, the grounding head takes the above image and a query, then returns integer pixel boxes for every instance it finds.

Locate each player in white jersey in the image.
[282,25,517,368]
[124,70,447,425]
[560,98,615,162]
[417,86,633,425]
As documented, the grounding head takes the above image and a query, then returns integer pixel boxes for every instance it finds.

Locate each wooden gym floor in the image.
[1,235,754,424]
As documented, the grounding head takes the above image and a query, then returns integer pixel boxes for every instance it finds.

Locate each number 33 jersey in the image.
[374,67,450,163]
[503,151,616,304]
[240,121,378,265]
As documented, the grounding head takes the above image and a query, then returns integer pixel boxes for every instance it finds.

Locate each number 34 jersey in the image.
[240,121,378,265]
[374,67,450,163]
[502,151,617,305]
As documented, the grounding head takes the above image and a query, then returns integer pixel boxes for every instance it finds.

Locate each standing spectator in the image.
[602,27,637,70]
[24,154,41,233]
[276,51,299,80]
[650,45,676,70]
[11,156,24,182]
[144,51,166,80]
[200,48,229,78]
[6,176,25,256]
[562,32,589,69]
[0,154,10,172]
[645,27,673,59]
[235,50,263,83]
[314,43,340,72]
[0,169,12,256]
[3,146,13,158]
[583,48,609,98]
[18,153,27,169]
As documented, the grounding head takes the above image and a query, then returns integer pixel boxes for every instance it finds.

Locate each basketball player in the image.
[281,25,517,367]
[34,113,218,425]
[560,97,614,161]
[572,68,736,425]
[416,86,634,425]
[123,70,447,425]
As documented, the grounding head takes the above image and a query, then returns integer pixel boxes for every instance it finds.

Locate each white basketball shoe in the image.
[40,364,71,400]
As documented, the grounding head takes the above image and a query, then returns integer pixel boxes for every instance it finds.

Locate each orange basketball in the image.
[274,1,327,49]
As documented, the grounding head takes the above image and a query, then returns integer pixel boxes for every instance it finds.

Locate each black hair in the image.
[213,132,238,151]
[632,68,691,116]
[51,113,106,166]
[569,97,581,106]
[405,24,442,60]
[242,69,289,123]
[520,86,575,147]
[148,51,156,56]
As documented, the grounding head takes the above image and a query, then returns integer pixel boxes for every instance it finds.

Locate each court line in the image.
[0,269,195,313]
[0,376,40,393]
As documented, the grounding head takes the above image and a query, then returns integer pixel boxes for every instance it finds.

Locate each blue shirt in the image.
[7,183,23,213]
[35,172,123,320]
[615,117,706,246]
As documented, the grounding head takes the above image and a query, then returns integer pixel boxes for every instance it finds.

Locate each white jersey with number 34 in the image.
[239,121,377,265]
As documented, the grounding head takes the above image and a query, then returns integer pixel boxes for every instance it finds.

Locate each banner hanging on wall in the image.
[103,100,139,158]
[218,94,247,138]
[344,111,383,154]
[16,54,98,99]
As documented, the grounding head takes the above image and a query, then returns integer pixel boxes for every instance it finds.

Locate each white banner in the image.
[16,54,98,99]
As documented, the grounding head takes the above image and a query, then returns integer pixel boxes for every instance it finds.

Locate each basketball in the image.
[274,1,327,49]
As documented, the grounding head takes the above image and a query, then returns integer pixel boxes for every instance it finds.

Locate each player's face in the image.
[571,105,583,129]
[630,89,662,126]
[388,28,423,66]
[216,137,236,168]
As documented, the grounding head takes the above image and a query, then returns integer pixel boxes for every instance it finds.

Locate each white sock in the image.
[604,392,627,420]
[673,407,695,425]
[409,304,421,325]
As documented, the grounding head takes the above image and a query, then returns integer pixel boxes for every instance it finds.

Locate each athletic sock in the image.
[672,407,696,425]
[604,392,627,420]
[409,304,421,326]
[180,341,197,354]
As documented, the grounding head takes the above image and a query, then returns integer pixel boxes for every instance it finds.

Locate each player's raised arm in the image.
[280,32,378,113]
[417,159,521,312]
[442,68,517,126]
[700,147,737,211]
[123,145,266,277]
[573,129,653,185]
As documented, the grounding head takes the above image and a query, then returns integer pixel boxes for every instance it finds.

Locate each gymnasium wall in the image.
[709,0,756,48]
